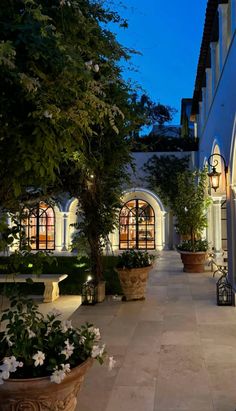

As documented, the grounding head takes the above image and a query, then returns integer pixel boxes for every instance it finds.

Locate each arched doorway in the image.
[119,199,155,250]
[22,202,55,250]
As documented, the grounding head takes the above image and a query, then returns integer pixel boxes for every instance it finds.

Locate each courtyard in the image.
[67,251,236,411]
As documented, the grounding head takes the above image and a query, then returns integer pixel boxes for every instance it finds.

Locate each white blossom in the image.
[32,351,45,367]
[61,339,75,359]
[91,344,106,359]
[79,335,86,344]
[88,327,101,341]
[61,320,72,333]
[50,369,66,384]
[184,206,188,212]
[43,110,53,119]
[48,308,62,318]
[85,60,93,70]
[94,64,99,73]
[61,363,71,373]
[108,356,116,371]
[27,327,36,339]
[3,356,19,373]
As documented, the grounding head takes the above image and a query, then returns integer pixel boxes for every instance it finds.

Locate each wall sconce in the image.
[207,153,228,192]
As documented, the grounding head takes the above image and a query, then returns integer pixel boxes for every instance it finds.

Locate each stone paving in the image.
[71,251,236,411]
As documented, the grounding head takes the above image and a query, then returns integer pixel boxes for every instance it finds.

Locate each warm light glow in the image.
[208,168,221,192]
[87,275,92,282]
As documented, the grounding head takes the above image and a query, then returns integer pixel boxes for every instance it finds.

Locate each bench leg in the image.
[43,282,60,303]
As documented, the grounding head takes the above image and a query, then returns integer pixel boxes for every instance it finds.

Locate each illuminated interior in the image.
[119,199,155,249]
[22,202,55,250]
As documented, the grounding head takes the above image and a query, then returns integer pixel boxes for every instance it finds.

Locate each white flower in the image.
[32,351,45,367]
[184,206,188,212]
[3,356,19,373]
[45,325,52,336]
[61,339,75,359]
[18,362,24,368]
[43,110,53,119]
[108,356,116,371]
[79,335,86,344]
[48,308,62,318]
[61,320,72,333]
[85,60,93,70]
[27,327,36,339]
[91,344,105,358]
[94,64,99,73]
[88,327,101,341]
[61,363,71,373]
[50,369,66,384]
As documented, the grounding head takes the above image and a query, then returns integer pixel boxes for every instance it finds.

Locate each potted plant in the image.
[0,290,115,410]
[173,169,211,272]
[116,250,155,301]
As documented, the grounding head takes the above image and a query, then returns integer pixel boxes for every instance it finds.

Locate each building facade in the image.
[191,0,236,286]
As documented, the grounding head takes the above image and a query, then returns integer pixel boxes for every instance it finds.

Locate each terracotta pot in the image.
[117,266,151,301]
[179,251,207,273]
[0,358,93,411]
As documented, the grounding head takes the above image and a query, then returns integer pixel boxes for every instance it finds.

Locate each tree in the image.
[173,169,211,249]
[143,155,190,208]
[0,0,130,209]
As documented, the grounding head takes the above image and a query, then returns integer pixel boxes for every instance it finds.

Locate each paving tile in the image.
[105,386,155,411]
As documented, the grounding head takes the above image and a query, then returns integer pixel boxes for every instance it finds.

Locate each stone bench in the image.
[0,274,68,303]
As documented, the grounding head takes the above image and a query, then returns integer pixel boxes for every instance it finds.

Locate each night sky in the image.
[113,0,207,124]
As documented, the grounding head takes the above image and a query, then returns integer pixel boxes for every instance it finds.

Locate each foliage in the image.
[0,292,108,384]
[117,250,155,269]
[143,155,190,208]
[177,239,208,252]
[173,169,211,250]
[0,0,132,209]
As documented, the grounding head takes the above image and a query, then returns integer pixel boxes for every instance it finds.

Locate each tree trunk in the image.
[88,235,104,283]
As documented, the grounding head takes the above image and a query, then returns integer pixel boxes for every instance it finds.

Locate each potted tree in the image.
[173,169,211,272]
[116,250,155,301]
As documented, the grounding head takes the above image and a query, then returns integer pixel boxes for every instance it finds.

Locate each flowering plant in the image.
[0,292,114,385]
[117,250,155,269]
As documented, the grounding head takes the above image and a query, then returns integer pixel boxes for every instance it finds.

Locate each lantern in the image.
[82,278,96,305]
[208,167,221,192]
[216,274,233,306]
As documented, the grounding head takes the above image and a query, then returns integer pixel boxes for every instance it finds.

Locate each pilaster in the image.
[212,197,223,258]
[210,42,217,93]
[218,3,229,71]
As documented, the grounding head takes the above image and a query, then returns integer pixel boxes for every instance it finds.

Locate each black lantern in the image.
[82,278,96,305]
[216,274,233,306]
[207,153,228,192]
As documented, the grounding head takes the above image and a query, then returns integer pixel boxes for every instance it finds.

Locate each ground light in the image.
[81,276,96,305]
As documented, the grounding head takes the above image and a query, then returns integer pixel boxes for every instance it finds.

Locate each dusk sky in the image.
[113,0,207,124]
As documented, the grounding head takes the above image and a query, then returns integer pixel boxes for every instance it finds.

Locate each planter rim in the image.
[4,358,92,383]
[178,250,207,255]
[116,265,152,271]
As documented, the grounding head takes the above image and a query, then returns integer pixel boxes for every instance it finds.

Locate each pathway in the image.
[72,251,236,411]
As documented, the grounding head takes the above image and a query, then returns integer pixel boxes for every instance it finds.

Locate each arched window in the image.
[119,199,155,250]
[22,202,55,250]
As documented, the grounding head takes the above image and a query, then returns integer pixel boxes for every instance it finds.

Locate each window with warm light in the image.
[21,202,55,250]
[119,199,155,250]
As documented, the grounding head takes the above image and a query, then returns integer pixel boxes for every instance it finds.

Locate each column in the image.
[198,102,203,136]
[218,3,229,71]
[206,203,214,249]
[61,213,69,251]
[210,42,217,94]
[228,187,236,287]
[201,87,206,125]
[54,210,63,252]
[205,68,212,114]
[161,211,168,250]
[212,197,223,259]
